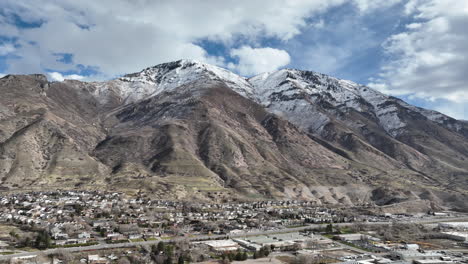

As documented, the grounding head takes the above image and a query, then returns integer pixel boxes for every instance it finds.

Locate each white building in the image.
[440,231,468,241]
[202,239,240,252]
[391,250,442,261]
[438,222,468,230]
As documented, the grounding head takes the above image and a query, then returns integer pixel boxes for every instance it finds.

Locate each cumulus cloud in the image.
[433,101,468,120]
[228,46,290,76]
[353,0,403,12]
[0,43,15,55]
[0,0,413,79]
[369,0,468,119]
[48,72,85,82]
[0,0,349,78]
[0,0,465,120]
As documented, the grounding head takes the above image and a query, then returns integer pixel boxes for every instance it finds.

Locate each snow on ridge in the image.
[83,60,463,135]
[248,69,410,135]
[95,59,255,104]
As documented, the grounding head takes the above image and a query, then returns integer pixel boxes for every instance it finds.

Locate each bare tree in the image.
[117,257,131,264]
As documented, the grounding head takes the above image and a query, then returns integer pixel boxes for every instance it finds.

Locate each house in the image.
[414,260,454,264]
[78,232,91,239]
[0,240,9,249]
[106,233,126,241]
[440,231,468,241]
[438,222,468,231]
[11,255,39,264]
[229,229,244,235]
[144,231,159,238]
[336,234,363,241]
[405,244,420,250]
[128,233,142,240]
[88,255,109,264]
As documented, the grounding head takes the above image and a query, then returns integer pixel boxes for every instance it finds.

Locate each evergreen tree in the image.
[242,252,248,260]
[235,251,243,261]
[258,248,264,258]
[178,256,184,264]
[35,230,51,249]
[164,257,173,264]
[157,241,165,252]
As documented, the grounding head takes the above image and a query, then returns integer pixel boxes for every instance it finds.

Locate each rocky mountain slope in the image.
[0,60,467,211]
[249,69,468,194]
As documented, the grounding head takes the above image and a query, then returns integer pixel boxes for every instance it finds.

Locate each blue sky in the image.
[0,0,467,119]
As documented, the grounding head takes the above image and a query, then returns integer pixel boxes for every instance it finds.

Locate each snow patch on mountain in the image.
[70,59,463,137]
[249,69,409,136]
[249,68,468,137]
[90,60,254,104]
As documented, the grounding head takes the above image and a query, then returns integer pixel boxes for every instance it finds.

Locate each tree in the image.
[325,223,333,233]
[9,230,18,240]
[117,257,131,264]
[166,244,174,256]
[55,249,73,264]
[164,257,173,264]
[35,230,51,249]
[178,256,184,264]
[157,241,165,252]
[235,251,243,261]
[152,244,158,254]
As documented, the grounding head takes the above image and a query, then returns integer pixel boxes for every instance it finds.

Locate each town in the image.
[0,191,467,264]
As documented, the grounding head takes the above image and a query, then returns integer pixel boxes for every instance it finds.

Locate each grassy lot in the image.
[0,224,21,239]
[129,238,145,242]
[286,225,307,229]
[51,242,99,248]
[336,240,371,252]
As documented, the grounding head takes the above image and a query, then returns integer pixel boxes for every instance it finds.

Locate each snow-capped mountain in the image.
[88,60,465,140]
[249,68,465,138]
[1,60,467,210]
[91,59,254,104]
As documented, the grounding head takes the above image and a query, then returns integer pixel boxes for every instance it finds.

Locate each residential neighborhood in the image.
[0,191,467,264]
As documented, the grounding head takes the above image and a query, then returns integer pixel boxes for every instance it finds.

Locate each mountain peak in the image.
[86,60,464,136]
[98,59,255,103]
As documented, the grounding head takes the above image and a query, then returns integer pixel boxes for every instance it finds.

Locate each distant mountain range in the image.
[1,60,467,211]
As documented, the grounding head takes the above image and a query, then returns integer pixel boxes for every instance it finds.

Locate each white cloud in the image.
[370,0,468,119]
[353,0,403,12]
[0,0,350,78]
[48,72,84,82]
[0,43,15,55]
[228,46,291,76]
[433,101,468,120]
[286,8,384,77]
[2,0,464,120]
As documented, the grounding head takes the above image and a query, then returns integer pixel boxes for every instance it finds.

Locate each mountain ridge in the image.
[0,60,467,211]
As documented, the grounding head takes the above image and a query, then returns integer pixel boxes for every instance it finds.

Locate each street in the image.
[1,216,467,260]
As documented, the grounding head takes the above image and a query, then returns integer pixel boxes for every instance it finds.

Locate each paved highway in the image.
[1,216,467,260]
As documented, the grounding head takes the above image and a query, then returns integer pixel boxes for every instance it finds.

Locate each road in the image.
[1,216,467,260]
